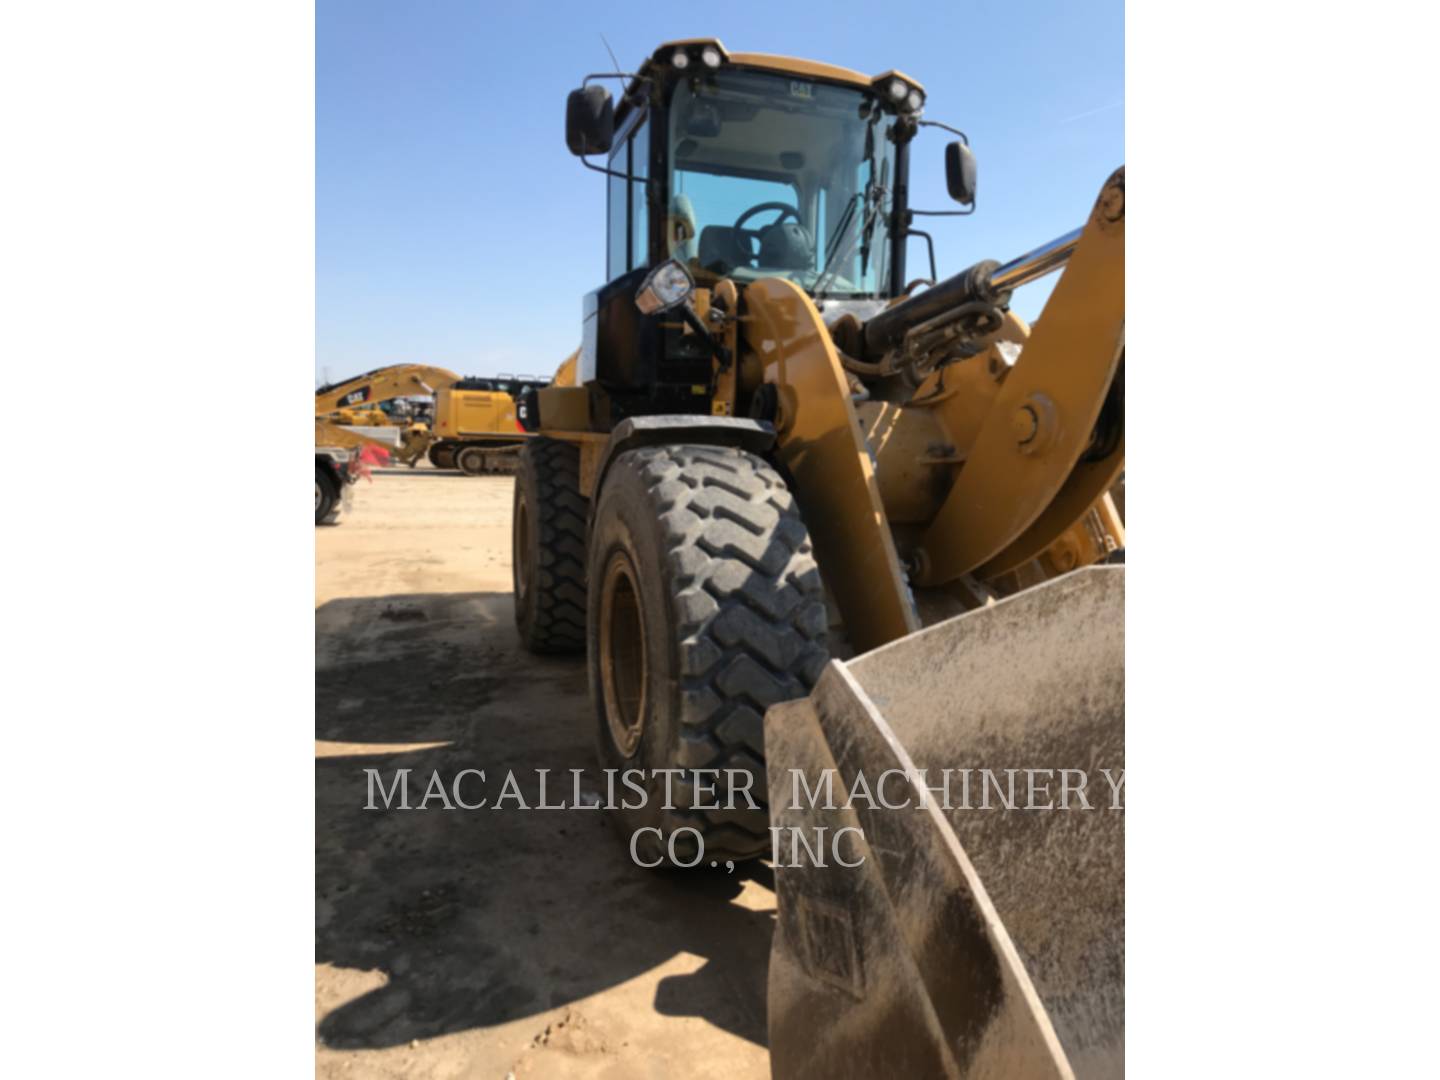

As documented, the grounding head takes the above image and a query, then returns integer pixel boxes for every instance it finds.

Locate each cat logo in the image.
[342,389,370,406]
[789,81,814,100]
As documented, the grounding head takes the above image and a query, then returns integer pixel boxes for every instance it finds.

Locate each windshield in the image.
[666,68,900,299]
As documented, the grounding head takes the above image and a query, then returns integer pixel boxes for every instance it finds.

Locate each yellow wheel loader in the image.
[316,364,548,473]
[513,39,1125,1076]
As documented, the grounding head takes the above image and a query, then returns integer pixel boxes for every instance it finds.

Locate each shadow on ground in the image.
[316,591,773,1050]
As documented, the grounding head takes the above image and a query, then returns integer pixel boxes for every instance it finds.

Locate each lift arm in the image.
[912,169,1124,585]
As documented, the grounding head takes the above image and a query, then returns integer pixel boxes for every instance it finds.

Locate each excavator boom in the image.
[314,364,460,416]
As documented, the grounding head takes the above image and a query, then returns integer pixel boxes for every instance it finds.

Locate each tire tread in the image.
[518,438,588,653]
[616,444,828,859]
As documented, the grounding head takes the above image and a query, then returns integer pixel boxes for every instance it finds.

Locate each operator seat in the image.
[698,226,751,274]
[668,193,699,262]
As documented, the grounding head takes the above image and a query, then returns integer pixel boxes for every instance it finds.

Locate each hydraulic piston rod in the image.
[987,227,1082,293]
[860,226,1083,357]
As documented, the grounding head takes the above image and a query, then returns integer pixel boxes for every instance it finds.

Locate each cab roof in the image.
[634,38,924,98]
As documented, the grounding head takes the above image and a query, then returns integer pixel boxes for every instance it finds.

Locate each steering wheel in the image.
[733,201,802,263]
[734,201,801,232]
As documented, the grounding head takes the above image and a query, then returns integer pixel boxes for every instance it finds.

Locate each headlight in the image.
[701,46,722,69]
[671,49,690,69]
[888,78,907,102]
[907,89,923,112]
[635,259,694,315]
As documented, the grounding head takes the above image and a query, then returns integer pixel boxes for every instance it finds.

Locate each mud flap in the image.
[765,566,1124,1079]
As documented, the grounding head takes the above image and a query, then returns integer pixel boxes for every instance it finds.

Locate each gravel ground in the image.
[316,464,773,1080]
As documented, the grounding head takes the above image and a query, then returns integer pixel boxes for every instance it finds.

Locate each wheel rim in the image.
[599,551,647,757]
[513,491,531,603]
[315,480,323,513]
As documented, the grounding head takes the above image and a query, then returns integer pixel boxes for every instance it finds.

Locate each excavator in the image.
[315,364,547,474]
[512,40,1124,1077]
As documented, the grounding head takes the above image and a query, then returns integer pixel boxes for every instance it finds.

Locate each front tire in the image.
[512,438,588,653]
[588,445,827,864]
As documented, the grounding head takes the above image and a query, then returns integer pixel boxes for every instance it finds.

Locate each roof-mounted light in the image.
[652,39,729,72]
[870,70,927,115]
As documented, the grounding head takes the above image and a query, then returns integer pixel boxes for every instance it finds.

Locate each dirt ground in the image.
[316,463,774,1080]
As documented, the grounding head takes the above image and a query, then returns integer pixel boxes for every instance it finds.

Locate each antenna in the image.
[599,33,622,77]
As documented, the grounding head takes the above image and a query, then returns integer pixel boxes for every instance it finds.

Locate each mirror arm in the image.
[579,156,643,182]
[911,205,976,217]
[907,227,938,281]
[581,71,642,87]
[916,119,970,144]
[581,72,651,105]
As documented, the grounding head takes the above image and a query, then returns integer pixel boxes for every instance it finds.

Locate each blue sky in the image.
[317,0,1122,383]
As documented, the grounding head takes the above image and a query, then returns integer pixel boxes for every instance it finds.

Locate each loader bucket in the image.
[765,566,1124,1080]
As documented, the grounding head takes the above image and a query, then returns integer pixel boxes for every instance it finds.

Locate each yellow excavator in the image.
[316,365,547,474]
[513,40,1124,1076]
[428,373,549,473]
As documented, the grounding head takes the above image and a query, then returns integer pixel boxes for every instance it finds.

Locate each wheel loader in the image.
[316,364,547,473]
[512,39,1124,1078]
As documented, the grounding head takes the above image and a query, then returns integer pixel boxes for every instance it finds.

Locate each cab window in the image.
[606,115,650,280]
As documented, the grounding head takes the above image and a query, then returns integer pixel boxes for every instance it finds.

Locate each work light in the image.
[634,260,694,315]
[701,46,722,69]
[672,49,689,70]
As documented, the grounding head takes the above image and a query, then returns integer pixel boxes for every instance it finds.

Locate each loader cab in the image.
[580,44,927,297]
[565,40,965,422]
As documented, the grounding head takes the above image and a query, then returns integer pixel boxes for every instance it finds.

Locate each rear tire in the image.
[428,444,456,470]
[588,445,827,864]
[315,465,340,526]
[512,438,588,653]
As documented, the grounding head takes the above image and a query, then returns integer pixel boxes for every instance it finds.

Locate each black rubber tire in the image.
[587,444,827,864]
[428,444,456,470]
[513,438,588,653]
[315,465,340,526]
[456,446,486,476]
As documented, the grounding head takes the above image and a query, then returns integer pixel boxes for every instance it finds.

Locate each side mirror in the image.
[566,85,614,156]
[945,141,977,205]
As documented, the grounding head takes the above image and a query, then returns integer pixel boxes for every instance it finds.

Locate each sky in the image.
[316,0,1122,383]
